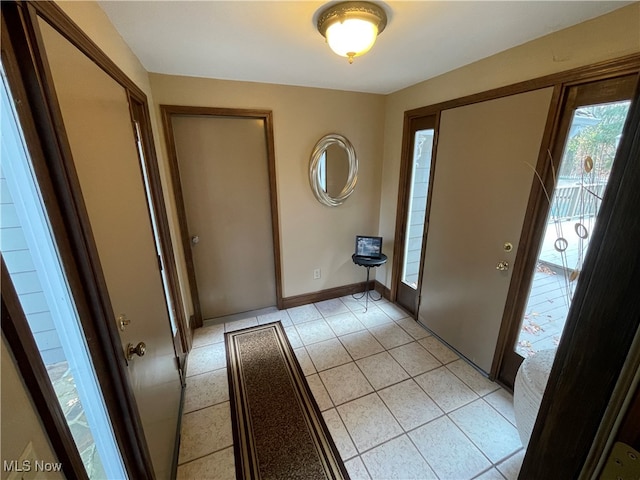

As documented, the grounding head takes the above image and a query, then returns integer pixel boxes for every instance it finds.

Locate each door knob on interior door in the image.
[126,341,146,361]
[496,261,509,271]
[191,235,200,246]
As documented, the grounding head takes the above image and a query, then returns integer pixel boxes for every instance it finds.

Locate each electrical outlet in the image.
[313,268,321,280]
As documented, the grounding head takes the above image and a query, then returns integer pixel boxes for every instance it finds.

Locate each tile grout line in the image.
[176,444,233,468]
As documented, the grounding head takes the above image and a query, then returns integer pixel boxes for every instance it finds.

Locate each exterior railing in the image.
[550,183,606,221]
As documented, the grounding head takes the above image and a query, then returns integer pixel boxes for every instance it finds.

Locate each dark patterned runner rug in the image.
[225,321,349,480]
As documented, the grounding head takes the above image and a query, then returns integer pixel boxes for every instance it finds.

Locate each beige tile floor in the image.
[176,296,525,480]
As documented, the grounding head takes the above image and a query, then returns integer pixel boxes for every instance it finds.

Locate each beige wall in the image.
[1,337,63,480]
[378,2,640,288]
[150,74,386,299]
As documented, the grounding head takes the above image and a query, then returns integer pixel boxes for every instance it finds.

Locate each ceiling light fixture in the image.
[317,1,387,64]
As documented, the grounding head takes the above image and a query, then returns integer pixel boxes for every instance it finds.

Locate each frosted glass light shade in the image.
[326,18,378,60]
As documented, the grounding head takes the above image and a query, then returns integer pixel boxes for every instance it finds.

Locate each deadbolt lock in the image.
[126,342,146,361]
[503,242,513,252]
[118,314,130,331]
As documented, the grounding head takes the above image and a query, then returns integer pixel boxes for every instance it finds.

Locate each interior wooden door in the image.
[38,18,182,478]
[169,114,277,320]
[417,88,554,373]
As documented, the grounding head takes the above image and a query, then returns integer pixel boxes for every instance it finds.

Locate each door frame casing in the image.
[160,105,283,328]
[129,99,191,369]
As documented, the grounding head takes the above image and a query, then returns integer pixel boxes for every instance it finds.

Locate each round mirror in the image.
[309,133,358,207]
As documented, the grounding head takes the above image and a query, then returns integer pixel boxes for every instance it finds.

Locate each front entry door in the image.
[496,75,637,387]
[39,19,182,478]
[418,88,554,373]
[167,112,278,321]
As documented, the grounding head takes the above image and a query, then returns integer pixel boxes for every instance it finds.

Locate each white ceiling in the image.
[98,1,632,95]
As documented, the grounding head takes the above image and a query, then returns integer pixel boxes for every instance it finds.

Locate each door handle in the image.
[496,261,509,271]
[191,235,200,246]
[126,342,146,361]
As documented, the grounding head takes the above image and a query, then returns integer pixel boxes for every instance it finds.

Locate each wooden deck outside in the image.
[515,217,590,357]
[516,269,571,357]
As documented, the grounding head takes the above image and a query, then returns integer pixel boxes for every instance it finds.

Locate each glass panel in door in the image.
[402,129,434,287]
[1,65,126,479]
[516,100,631,357]
[396,117,436,315]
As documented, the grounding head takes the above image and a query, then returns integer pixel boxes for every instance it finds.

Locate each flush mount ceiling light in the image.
[317,1,387,64]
